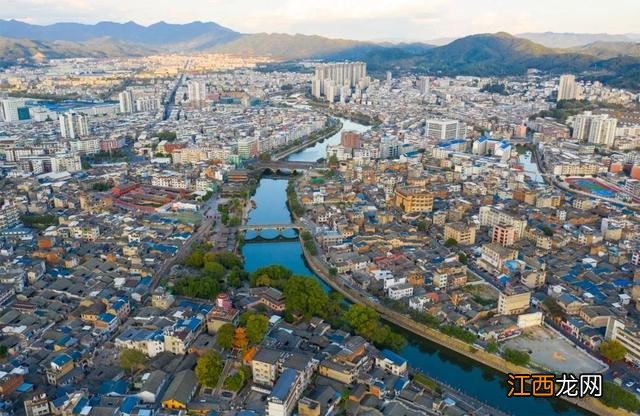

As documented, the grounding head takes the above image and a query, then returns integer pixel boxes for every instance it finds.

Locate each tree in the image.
[486,341,499,353]
[92,182,110,191]
[216,323,236,349]
[458,252,468,265]
[325,292,345,323]
[250,264,292,289]
[244,313,269,345]
[172,275,219,299]
[223,368,247,392]
[440,325,476,344]
[202,261,225,280]
[195,350,224,387]
[21,214,59,228]
[343,304,405,351]
[155,130,177,141]
[228,268,243,288]
[416,220,428,232]
[600,381,640,412]
[328,154,339,167]
[340,388,350,408]
[210,251,243,269]
[302,234,318,255]
[541,226,554,237]
[119,349,148,372]
[480,83,508,95]
[0,345,7,359]
[258,152,271,161]
[502,348,530,366]
[233,327,249,350]
[284,276,328,319]
[444,238,458,247]
[184,250,205,268]
[600,340,626,362]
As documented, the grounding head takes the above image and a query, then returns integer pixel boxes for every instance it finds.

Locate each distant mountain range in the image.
[0,19,239,46]
[0,20,639,89]
[0,36,152,67]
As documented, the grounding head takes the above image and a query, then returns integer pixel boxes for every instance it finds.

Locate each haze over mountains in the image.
[517,32,640,48]
[0,19,639,89]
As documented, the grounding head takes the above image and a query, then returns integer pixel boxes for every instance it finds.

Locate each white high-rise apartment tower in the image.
[119,90,134,114]
[557,74,578,101]
[1,99,22,122]
[588,116,617,147]
[187,80,206,103]
[418,77,430,95]
[572,111,617,147]
[59,111,89,139]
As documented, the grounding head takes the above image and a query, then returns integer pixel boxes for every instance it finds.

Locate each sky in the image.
[2,0,639,41]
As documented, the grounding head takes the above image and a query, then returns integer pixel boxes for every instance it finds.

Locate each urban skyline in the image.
[2,3,640,416]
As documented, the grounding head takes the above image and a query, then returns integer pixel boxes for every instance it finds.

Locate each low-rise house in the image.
[137,370,167,404]
[375,349,408,376]
[388,283,414,300]
[161,369,198,410]
[45,353,75,386]
[115,328,165,357]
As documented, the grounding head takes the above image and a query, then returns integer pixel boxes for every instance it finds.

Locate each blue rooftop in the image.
[16,383,33,393]
[381,349,407,366]
[119,396,139,414]
[394,377,410,392]
[97,379,128,395]
[98,312,117,323]
[72,397,88,414]
[52,353,72,367]
[270,368,298,401]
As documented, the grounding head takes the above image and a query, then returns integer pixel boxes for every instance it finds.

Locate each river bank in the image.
[295,206,628,416]
[241,115,601,415]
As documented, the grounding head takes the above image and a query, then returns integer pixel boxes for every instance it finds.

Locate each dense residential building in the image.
[58,111,89,139]
[0,98,24,122]
[0,200,20,231]
[479,242,518,271]
[498,286,531,315]
[444,222,476,245]
[479,206,527,238]
[424,118,466,141]
[571,111,617,147]
[1,32,639,416]
[311,62,367,100]
[557,74,578,101]
[267,368,304,416]
[393,187,434,213]
[491,223,516,247]
[605,318,640,365]
[119,90,134,114]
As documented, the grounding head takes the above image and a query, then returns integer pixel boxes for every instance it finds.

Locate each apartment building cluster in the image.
[311,61,370,102]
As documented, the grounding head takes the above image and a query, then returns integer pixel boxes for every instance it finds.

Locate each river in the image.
[285,118,370,162]
[242,120,586,416]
